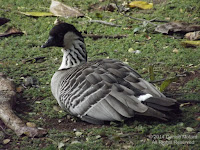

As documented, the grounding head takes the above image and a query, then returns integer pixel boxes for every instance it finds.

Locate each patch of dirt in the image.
[44,117,101,131]
[165,70,200,98]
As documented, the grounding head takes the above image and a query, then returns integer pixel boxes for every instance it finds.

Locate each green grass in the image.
[0,0,200,149]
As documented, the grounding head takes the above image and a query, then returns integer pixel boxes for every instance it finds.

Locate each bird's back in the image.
[51,59,176,124]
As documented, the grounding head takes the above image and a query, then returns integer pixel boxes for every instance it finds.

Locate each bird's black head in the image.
[41,23,83,48]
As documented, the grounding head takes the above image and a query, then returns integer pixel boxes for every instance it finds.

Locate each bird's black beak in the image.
[41,36,56,48]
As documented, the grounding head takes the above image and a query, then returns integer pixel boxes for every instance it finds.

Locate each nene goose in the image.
[41,23,180,124]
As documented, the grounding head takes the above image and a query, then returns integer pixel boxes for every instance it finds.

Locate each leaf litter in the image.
[182,40,200,47]
[0,27,23,37]
[128,1,153,10]
[0,17,10,26]
[50,0,84,18]
[19,12,54,17]
[185,31,200,41]
[155,22,200,34]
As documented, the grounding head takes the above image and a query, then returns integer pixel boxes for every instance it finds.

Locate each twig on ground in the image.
[91,52,108,57]
[124,14,157,26]
[112,0,157,26]
[88,20,122,27]
[22,56,46,63]
[149,18,169,23]
[83,33,127,40]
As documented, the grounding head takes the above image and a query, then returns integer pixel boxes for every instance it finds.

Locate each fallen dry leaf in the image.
[75,131,82,137]
[185,31,200,40]
[128,48,134,53]
[160,77,179,92]
[0,17,10,26]
[186,127,194,132]
[129,1,153,10]
[53,105,61,111]
[0,27,23,37]
[95,135,101,139]
[20,12,53,17]
[172,48,179,53]
[182,40,200,47]
[196,117,200,121]
[26,122,36,128]
[16,86,24,93]
[3,139,11,145]
[58,142,65,149]
[155,22,200,34]
[180,102,191,107]
[50,0,84,18]
[145,34,151,40]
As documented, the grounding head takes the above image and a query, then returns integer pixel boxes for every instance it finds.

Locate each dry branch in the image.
[112,0,157,26]
[88,20,122,27]
[83,33,127,40]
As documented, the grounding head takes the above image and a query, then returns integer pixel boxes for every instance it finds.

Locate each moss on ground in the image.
[0,0,200,149]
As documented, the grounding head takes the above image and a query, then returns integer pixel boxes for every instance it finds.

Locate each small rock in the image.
[128,48,141,54]
[26,122,36,128]
[3,139,10,145]
[67,115,71,120]
[23,77,38,87]
[134,50,141,54]
[75,131,82,137]
[58,119,63,123]
[186,127,194,132]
